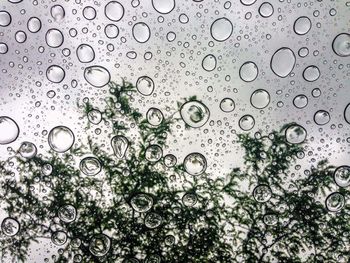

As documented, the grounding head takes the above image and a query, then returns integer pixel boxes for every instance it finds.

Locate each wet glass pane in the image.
[0,0,350,262]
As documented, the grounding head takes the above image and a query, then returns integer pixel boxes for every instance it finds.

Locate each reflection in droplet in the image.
[84,66,111,88]
[210,18,233,42]
[220,98,235,113]
[293,16,312,35]
[130,193,153,213]
[89,234,111,257]
[253,184,272,203]
[132,22,151,43]
[313,110,330,125]
[58,204,77,223]
[147,108,164,126]
[239,61,258,82]
[111,135,129,158]
[183,152,207,176]
[48,126,75,153]
[250,89,270,109]
[46,65,65,83]
[326,192,345,212]
[332,33,350,57]
[19,141,37,159]
[136,76,154,96]
[1,217,20,236]
[239,115,255,131]
[334,166,350,187]
[80,157,102,176]
[145,145,163,162]
[270,47,296,78]
[0,116,19,145]
[285,124,307,144]
[180,101,210,128]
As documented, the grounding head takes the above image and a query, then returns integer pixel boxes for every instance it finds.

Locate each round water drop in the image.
[314,110,330,125]
[152,0,175,14]
[180,100,210,128]
[51,5,65,21]
[130,193,153,213]
[253,184,272,203]
[145,145,163,162]
[147,108,164,126]
[183,152,207,176]
[48,126,75,153]
[345,103,350,124]
[240,0,257,5]
[263,214,278,226]
[163,154,177,167]
[0,43,8,54]
[8,0,23,3]
[104,24,119,39]
[166,31,176,42]
[105,1,124,21]
[298,47,309,58]
[46,29,64,48]
[294,16,312,35]
[0,11,11,27]
[46,65,65,83]
[89,234,111,257]
[210,18,232,42]
[87,109,102,125]
[285,124,307,144]
[0,116,19,144]
[145,212,162,229]
[1,217,20,236]
[111,135,129,158]
[80,157,101,176]
[250,89,270,109]
[83,6,96,20]
[332,33,350,57]
[270,47,296,78]
[202,54,217,72]
[259,2,274,18]
[58,204,77,223]
[27,17,41,33]
[220,98,235,112]
[51,231,67,246]
[239,115,255,131]
[132,22,151,43]
[182,193,197,207]
[19,141,37,159]
[136,76,154,96]
[84,66,110,88]
[41,164,53,176]
[15,31,26,43]
[326,192,345,212]
[334,166,350,187]
[293,94,308,109]
[239,61,258,82]
[76,44,95,63]
[145,255,161,263]
[303,65,320,82]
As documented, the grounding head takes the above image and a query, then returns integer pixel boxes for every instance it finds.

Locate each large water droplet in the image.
[48,126,75,153]
[46,65,65,83]
[51,231,67,246]
[250,89,270,109]
[239,115,255,131]
[180,100,210,128]
[45,29,64,48]
[80,157,102,176]
[27,17,41,33]
[50,5,65,21]
[313,110,330,125]
[293,94,308,109]
[144,212,162,228]
[210,18,233,42]
[136,76,155,96]
[0,116,19,144]
[220,98,235,113]
[111,135,129,158]
[183,152,207,176]
[132,22,151,43]
[285,124,307,144]
[84,66,111,88]
[0,11,11,27]
[1,217,20,236]
[19,141,37,159]
[259,2,274,18]
[89,234,111,257]
[270,47,296,78]
[76,44,95,63]
[332,33,350,57]
[293,16,312,35]
[239,61,258,82]
[345,103,350,124]
[147,108,164,126]
[105,1,124,21]
[145,145,163,162]
[334,166,350,187]
[202,54,217,72]
[253,184,272,203]
[130,193,153,213]
[302,65,320,82]
[152,0,175,14]
[58,204,77,223]
[326,192,345,212]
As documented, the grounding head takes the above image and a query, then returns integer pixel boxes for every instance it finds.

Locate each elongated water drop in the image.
[111,135,129,158]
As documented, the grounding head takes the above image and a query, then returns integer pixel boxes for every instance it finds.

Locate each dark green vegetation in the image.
[0,80,349,263]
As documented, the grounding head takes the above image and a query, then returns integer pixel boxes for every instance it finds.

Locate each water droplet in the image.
[332,33,350,57]
[293,16,312,35]
[51,5,65,21]
[1,217,20,236]
[182,193,197,207]
[239,61,258,82]
[104,24,119,39]
[183,152,207,176]
[83,6,96,20]
[0,11,11,27]
[136,76,154,96]
[84,66,111,88]
[48,126,75,153]
[152,0,175,14]
[45,29,64,48]
[239,115,255,131]
[27,17,41,33]
[0,116,19,144]
[302,65,320,82]
[293,94,308,109]
[80,157,102,176]
[202,54,217,72]
[145,145,163,162]
[76,44,95,63]
[163,154,177,167]
[270,47,296,78]
[180,100,210,128]
[144,212,162,228]
[253,184,272,203]
[46,65,65,83]
[15,31,27,43]
[345,103,350,124]
[111,135,129,158]
[51,231,67,246]
[250,89,270,109]
[166,31,176,42]
[263,213,278,226]
[326,192,345,212]
[259,2,274,18]
[130,193,153,213]
[0,42,8,54]
[220,98,235,112]
[89,234,111,257]
[314,110,330,125]
[87,109,102,125]
[334,166,350,187]
[240,0,257,5]
[105,1,124,21]
[19,141,37,159]
[132,22,151,43]
[210,18,232,42]
[41,164,53,176]
[285,124,307,144]
[147,108,164,126]
[58,204,77,223]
